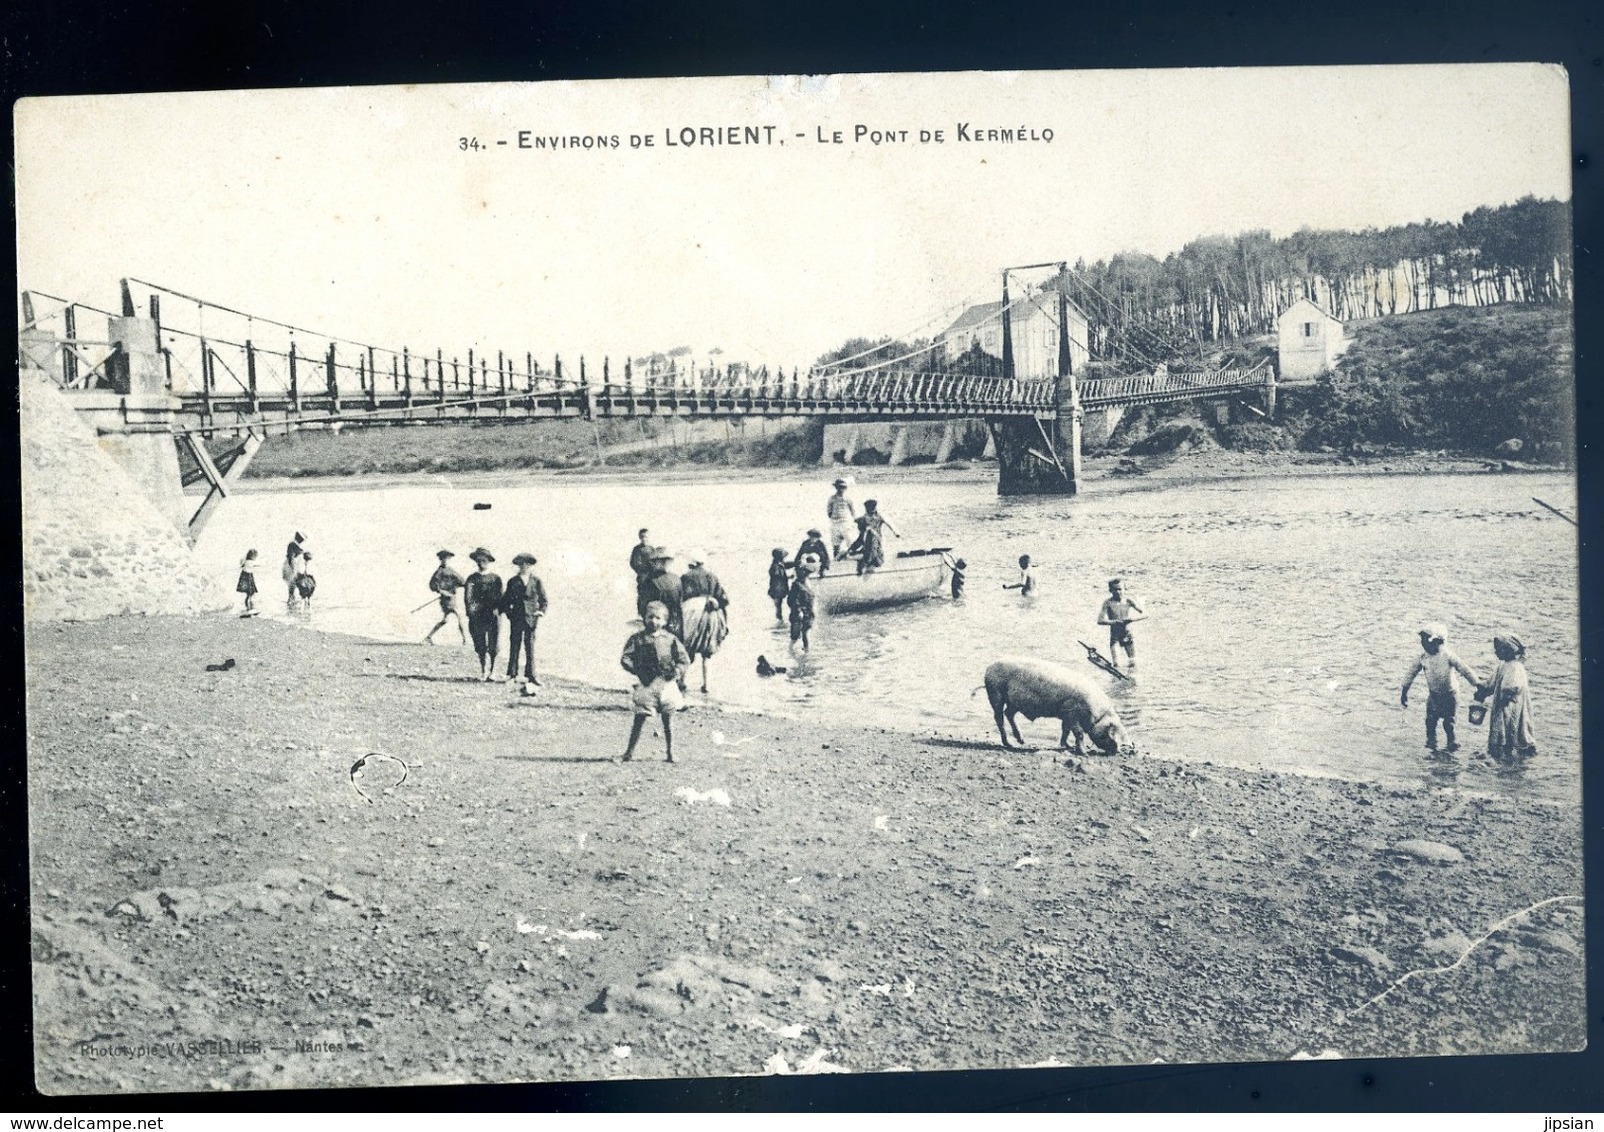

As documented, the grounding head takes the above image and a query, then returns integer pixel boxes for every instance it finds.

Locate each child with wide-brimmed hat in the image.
[502,552,547,686]
[463,548,504,680]
[424,549,467,646]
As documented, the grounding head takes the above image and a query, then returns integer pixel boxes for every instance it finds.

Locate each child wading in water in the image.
[1003,554,1036,595]
[1097,577,1144,668]
[1400,623,1481,753]
[1475,632,1538,762]
[236,549,260,616]
[787,561,817,650]
[293,553,317,614]
[620,601,691,763]
[767,548,791,623]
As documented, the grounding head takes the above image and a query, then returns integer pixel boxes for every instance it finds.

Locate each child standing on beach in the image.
[620,600,691,763]
[463,548,504,681]
[502,552,548,686]
[1401,623,1481,753]
[767,548,790,622]
[950,558,967,600]
[236,549,260,616]
[424,549,467,645]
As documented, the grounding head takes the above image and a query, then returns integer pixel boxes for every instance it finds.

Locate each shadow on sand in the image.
[496,754,620,764]
[376,672,485,684]
[921,736,1012,753]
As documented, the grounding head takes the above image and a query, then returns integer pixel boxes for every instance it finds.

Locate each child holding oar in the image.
[423,549,467,645]
[1097,578,1145,668]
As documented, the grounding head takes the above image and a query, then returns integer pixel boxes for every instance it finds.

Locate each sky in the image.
[14,65,1573,369]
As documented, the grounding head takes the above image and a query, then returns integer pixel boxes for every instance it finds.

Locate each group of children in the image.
[1400,624,1538,762]
[236,532,316,618]
[234,490,1538,773]
[998,559,1146,670]
[423,547,548,684]
[764,495,902,652]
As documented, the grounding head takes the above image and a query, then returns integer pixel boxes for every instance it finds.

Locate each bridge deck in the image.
[168,378,1060,435]
[163,366,1271,435]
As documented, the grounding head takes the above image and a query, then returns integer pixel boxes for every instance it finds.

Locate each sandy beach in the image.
[26,612,1584,1094]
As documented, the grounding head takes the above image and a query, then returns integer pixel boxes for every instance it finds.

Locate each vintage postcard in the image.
[15,67,1581,1096]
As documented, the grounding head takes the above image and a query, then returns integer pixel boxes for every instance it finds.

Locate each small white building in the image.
[1276,298,1347,381]
[937,288,1089,378]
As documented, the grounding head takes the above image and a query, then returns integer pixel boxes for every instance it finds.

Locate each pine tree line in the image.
[1053,196,1571,364]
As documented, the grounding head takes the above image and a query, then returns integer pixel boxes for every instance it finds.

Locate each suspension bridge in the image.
[18,274,1279,539]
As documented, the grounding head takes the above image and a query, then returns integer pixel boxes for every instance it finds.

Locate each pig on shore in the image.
[984,658,1131,754]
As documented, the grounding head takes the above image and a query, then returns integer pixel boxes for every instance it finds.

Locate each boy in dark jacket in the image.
[463,548,504,681]
[502,552,548,685]
[787,562,817,651]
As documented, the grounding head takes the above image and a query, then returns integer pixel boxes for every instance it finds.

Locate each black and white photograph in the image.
[14,66,1584,1098]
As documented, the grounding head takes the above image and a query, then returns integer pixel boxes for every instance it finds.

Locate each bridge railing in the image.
[586,370,1058,411]
[1079,362,1270,406]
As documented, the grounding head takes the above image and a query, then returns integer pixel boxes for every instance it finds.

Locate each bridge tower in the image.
[991,263,1079,496]
[26,281,257,543]
[59,284,193,534]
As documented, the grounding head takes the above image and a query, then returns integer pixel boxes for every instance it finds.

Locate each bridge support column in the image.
[1081,405,1124,447]
[992,416,1077,495]
[888,425,910,466]
[20,326,61,384]
[1264,366,1278,420]
[934,421,957,463]
[992,371,1081,495]
[67,312,196,539]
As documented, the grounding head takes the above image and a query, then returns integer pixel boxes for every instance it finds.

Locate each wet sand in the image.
[26,614,1584,1094]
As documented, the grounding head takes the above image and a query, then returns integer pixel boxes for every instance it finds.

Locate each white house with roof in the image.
[1276,298,1347,381]
[937,288,1089,377]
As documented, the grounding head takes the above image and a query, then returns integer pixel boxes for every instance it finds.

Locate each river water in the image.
[198,467,1582,806]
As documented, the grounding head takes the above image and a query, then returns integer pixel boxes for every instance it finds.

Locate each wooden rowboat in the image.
[811,550,950,614]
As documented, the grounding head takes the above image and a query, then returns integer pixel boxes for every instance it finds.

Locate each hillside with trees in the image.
[1299,303,1574,461]
[1048,196,1570,367]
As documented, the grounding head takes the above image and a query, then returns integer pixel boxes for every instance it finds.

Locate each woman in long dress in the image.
[1476,632,1537,761]
[678,550,729,693]
[282,531,306,610]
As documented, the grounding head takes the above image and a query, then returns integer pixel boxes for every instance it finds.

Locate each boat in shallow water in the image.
[811,550,950,613]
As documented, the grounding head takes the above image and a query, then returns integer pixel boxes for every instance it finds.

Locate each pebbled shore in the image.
[26,614,1584,1094]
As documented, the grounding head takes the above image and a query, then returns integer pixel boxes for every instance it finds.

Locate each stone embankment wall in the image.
[21,375,230,621]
